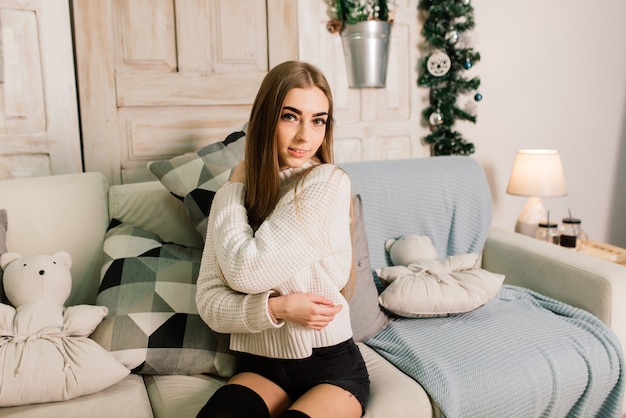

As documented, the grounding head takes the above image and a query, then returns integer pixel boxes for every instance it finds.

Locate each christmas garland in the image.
[417,0,481,156]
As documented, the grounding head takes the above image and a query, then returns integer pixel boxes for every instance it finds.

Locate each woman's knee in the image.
[196,384,270,418]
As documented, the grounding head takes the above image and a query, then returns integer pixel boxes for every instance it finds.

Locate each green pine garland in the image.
[417,0,481,156]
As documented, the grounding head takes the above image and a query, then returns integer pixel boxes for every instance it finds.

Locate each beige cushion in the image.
[0,375,152,418]
[143,346,436,418]
[0,173,109,306]
[0,323,129,407]
[358,343,434,418]
[108,180,204,249]
[376,253,504,317]
[144,374,225,418]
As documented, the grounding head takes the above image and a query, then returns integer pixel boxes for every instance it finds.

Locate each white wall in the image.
[466,0,626,246]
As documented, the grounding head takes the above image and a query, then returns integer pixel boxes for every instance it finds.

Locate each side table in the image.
[579,240,626,266]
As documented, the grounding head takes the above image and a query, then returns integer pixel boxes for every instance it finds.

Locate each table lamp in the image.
[506,149,568,237]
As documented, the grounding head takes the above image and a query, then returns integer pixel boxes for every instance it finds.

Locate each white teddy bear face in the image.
[385,234,439,266]
[0,251,73,307]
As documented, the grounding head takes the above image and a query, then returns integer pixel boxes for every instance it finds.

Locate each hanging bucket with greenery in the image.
[327,0,398,88]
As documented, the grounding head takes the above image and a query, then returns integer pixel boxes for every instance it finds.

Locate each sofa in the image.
[0,155,624,417]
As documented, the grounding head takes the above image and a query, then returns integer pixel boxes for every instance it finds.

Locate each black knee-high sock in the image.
[196,384,270,418]
[280,411,311,418]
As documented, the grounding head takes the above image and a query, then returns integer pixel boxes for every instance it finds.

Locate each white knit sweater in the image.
[195,163,354,359]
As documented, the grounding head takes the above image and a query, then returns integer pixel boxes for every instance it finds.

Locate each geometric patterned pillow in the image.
[90,220,237,377]
[147,130,246,238]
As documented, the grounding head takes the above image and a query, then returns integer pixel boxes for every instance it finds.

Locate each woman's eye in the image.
[281,113,297,121]
[313,118,327,126]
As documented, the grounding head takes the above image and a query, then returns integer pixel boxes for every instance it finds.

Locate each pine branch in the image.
[417,0,481,155]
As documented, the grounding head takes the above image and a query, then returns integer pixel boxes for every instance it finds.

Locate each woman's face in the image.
[276,87,329,170]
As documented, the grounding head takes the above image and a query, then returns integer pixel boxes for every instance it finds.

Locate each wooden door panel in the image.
[115,72,266,107]
[117,105,250,183]
[1,8,44,132]
[209,0,267,72]
[0,0,81,179]
[114,0,177,72]
[75,0,297,184]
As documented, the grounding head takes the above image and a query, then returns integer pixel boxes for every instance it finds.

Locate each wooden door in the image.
[297,0,428,163]
[73,0,298,184]
[0,0,81,179]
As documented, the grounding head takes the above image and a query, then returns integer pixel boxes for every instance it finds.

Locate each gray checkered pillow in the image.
[91,220,236,376]
[148,131,245,238]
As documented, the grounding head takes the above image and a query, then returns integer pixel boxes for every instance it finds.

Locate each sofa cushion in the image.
[0,172,110,306]
[357,342,434,418]
[0,375,153,418]
[144,374,225,418]
[376,253,505,317]
[148,130,246,238]
[91,220,236,376]
[350,195,391,341]
[0,304,129,407]
[108,180,204,249]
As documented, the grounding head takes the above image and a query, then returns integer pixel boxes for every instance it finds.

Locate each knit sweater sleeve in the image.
[195,181,278,334]
[216,165,351,294]
[195,164,352,334]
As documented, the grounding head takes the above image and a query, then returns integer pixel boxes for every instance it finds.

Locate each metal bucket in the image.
[341,21,391,88]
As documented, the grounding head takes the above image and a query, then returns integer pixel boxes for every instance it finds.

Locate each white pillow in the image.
[375,253,505,318]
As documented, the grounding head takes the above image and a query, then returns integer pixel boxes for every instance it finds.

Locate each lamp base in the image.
[514,196,547,237]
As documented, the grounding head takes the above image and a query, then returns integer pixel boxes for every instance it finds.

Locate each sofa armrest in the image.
[482,226,626,348]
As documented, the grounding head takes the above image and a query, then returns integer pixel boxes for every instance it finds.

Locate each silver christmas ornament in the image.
[429,111,444,127]
[445,30,459,45]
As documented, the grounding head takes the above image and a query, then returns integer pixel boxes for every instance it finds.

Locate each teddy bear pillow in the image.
[375,234,505,318]
[0,251,129,407]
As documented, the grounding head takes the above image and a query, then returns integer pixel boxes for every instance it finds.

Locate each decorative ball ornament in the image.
[474,93,483,101]
[429,111,444,127]
[445,30,459,45]
[463,0,471,5]
[427,51,451,77]
[463,59,472,70]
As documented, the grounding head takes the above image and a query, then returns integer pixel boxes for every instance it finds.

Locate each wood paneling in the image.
[74,0,298,184]
[296,0,427,163]
[73,0,425,183]
[0,0,81,179]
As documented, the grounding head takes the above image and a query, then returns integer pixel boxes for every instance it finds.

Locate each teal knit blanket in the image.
[366,285,624,417]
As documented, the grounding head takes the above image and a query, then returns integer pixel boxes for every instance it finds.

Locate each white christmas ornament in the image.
[427,51,451,77]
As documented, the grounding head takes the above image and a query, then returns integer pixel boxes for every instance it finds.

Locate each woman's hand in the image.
[230,160,246,184]
[269,293,343,330]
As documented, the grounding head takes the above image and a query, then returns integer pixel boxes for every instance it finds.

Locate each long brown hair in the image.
[244,61,355,298]
[244,61,335,228]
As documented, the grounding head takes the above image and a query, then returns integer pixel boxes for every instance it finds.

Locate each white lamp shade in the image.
[506,149,568,197]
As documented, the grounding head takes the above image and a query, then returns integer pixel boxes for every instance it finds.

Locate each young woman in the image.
[195,61,369,418]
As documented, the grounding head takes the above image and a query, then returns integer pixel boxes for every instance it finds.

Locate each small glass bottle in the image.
[558,217,588,250]
[536,221,559,244]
